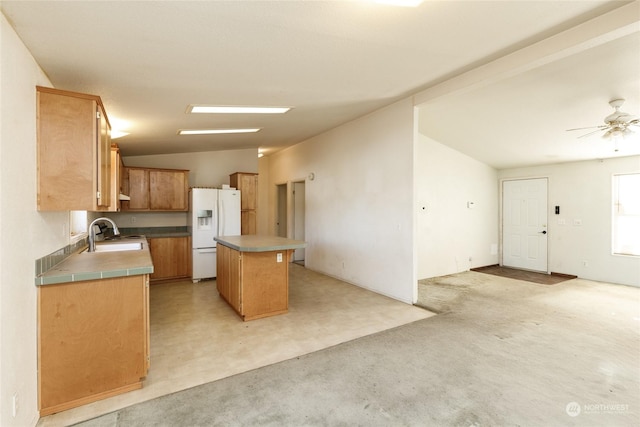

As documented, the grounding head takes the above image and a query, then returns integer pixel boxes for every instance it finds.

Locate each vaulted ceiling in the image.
[2,0,638,168]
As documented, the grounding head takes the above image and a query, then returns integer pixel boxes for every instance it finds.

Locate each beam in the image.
[413,1,640,106]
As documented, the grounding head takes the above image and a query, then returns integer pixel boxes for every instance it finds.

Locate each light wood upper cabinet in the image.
[37,86,111,211]
[121,167,189,211]
[106,145,123,212]
[150,169,188,210]
[230,172,258,234]
[125,168,150,210]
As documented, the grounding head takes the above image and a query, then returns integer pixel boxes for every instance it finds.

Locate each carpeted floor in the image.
[471,264,576,285]
[72,271,640,427]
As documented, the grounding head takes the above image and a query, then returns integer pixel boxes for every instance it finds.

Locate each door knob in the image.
[540,230,547,234]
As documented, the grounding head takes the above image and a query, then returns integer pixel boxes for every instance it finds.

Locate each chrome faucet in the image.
[88,217,120,252]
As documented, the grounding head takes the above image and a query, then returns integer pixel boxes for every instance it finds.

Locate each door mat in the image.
[471,265,576,285]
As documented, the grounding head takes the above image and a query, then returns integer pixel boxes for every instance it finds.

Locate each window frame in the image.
[612,173,640,257]
[70,210,88,243]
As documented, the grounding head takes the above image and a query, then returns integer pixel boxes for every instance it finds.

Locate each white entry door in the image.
[502,178,548,272]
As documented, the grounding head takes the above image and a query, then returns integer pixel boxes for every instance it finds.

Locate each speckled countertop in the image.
[215,235,306,252]
[35,237,154,286]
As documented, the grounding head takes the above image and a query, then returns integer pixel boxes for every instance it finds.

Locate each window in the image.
[70,210,88,241]
[613,173,640,256]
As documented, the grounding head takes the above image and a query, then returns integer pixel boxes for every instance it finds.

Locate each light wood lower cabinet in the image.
[148,236,191,282]
[38,275,150,416]
[216,243,290,321]
[216,243,241,311]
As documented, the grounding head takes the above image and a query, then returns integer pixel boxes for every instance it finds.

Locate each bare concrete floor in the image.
[37,265,431,427]
[71,270,639,426]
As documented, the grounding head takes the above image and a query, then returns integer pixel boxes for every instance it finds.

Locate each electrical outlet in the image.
[131,216,136,224]
[276,253,283,263]
[12,392,18,417]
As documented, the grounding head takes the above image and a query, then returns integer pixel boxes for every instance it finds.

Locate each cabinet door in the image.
[149,237,189,281]
[37,90,101,211]
[216,244,242,313]
[143,274,150,373]
[96,105,111,210]
[231,173,258,210]
[38,276,146,415]
[216,244,229,298]
[125,168,150,210]
[240,210,257,235]
[149,170,188,211]
[106,145,120,212]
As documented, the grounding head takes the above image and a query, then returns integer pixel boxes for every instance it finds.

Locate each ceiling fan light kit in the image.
[567,98,639,144]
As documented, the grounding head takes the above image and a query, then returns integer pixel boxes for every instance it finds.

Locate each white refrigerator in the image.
[188,188,241,282]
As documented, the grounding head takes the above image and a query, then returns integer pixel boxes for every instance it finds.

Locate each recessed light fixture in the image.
[187,105,291,114]
[178,128,261,135]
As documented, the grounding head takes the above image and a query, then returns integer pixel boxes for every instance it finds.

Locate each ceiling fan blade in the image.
[578,128,606,139]
[566,125,607,132]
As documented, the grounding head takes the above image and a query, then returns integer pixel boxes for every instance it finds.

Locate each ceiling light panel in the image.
[373,0,424,7]
[178,128,261,135]
[187,105,291,114]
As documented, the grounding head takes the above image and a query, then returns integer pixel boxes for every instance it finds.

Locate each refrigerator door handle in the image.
[218,198,224,236]
[196,248,216,253]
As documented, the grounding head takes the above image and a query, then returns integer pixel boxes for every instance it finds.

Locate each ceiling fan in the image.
[567,99,639,141]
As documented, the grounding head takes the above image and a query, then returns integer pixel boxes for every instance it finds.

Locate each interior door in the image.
[276,184,287,238]
[293,182,305,262]
[502,178,548,272]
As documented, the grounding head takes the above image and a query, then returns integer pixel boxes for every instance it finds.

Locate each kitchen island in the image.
[214,235,306,321]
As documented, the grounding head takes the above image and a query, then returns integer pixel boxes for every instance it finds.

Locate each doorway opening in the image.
[276,184,287,238]
[292,181,306,265]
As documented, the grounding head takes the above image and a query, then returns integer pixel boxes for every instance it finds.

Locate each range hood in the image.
[119,194,131,201]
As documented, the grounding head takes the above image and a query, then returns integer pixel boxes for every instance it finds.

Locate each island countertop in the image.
[215,235,306,252]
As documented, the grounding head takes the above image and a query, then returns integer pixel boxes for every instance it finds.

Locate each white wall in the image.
[267,99,415,303]
[123,148,257,187]
[1,14,63,426]
[257,155,271,235]
[415,133,499,279]
[499,156,640,287]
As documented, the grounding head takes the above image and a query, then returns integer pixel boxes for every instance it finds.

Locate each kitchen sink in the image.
[83,242,143,253]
